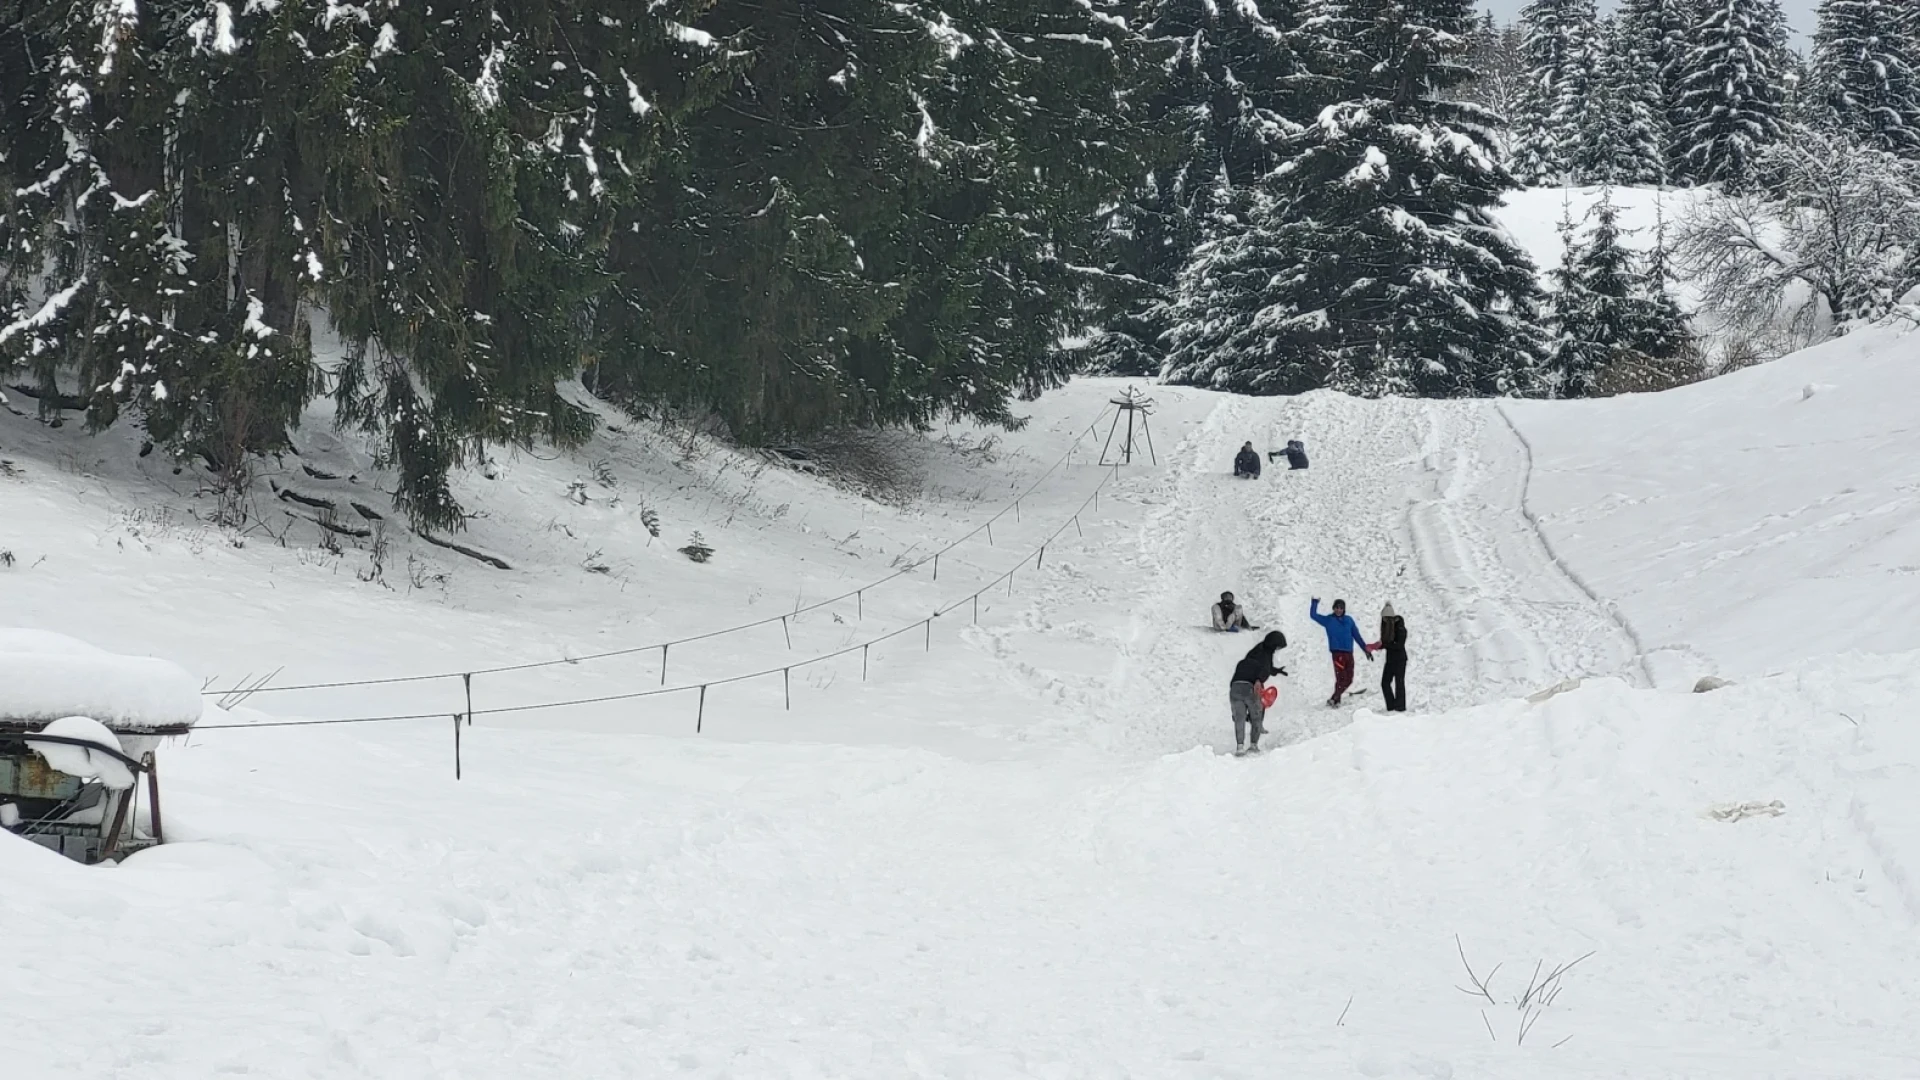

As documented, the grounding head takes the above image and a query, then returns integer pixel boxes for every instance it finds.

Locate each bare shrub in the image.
[768,428,925,505]
[1593,346,1707,396]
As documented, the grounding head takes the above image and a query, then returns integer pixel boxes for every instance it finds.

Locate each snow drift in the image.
[0,628,203,728]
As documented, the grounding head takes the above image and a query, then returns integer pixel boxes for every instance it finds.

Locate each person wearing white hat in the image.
[1372,603,1409,712]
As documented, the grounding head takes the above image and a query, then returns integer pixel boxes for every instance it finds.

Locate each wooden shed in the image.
[0,629,202,864]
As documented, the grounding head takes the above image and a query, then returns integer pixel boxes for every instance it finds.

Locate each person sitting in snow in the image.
[1284,439,1309,470]
[1211,591,1257,632]
[1233,442,1262,479]
[1310,597,1372,706]
[1229,631,1288,756]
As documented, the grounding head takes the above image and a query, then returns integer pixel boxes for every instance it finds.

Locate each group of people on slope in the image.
[1224,597,1409,756]
[1232,440,1308,479]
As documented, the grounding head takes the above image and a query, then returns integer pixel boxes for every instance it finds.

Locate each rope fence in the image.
[189,408,1144,777]
[196,461,1120,732]
[203,403,1117,699]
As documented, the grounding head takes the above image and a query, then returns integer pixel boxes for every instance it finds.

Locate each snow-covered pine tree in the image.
[1547,6,1601,179]
[598,0,1157,436]
[1671,0,1791,190]
[0,0,324,518]
[1615,0,1693,183]
[592,0,935,439]
[1452,13,1530,161]
[1545,189,1694,397]
[896,0,1162,408]
[1514,0,1599,183]
[1545,204,1607,396]
[1085,0,1304,377]
[299,0,724,530]
[0,1,725,530]
[1573,17,1668,184]
[1808,0,1920,156]
[1163,0,1548,397]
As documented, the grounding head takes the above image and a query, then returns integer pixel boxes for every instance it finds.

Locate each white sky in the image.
[1478,1,1818,48]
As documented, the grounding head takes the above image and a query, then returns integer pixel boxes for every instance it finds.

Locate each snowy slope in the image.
[1507,321,1920,686]
[5,359,1920,1077]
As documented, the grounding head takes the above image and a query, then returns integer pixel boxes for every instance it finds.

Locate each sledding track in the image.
[985,391,1644,756]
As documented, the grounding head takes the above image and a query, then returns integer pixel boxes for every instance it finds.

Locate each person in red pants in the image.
[1309,598,1373,706]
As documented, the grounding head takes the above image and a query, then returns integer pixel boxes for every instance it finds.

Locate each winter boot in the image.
[1233,743,1248,757]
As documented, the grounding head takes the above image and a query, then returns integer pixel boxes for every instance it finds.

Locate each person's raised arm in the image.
[1310,598,1329,626]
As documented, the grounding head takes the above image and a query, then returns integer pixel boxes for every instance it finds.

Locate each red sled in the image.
[1258,683,1279,709]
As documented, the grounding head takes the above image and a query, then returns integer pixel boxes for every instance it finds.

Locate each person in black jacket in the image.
[1371,603,1409,712]
[1233,442,1262,479]
[1228,630,1288,755]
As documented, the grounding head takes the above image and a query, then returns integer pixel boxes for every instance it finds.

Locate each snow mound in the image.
[26,716,136,790]
[0,629,203,729]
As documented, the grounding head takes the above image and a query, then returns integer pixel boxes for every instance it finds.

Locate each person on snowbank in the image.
[1211,591,1257,632]
[1229,631,1288,755]
[1281,440,1308,470]
[1371,604,1409,712]
[1310,598,1372,706]
[1233,442,1262,479]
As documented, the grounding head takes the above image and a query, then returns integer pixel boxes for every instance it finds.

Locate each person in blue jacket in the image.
[1310,597,1373,706]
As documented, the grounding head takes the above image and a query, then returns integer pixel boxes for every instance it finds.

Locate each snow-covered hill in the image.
[1510,322,1920,686]
[4,338,1919,1076]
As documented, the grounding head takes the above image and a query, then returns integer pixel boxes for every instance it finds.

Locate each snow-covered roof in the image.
[0,629,202,732]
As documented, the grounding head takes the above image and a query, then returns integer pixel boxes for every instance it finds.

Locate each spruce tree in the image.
[0,1,726,529]
[1086,0,1303,377]
[1546,190,1693,397]
[1808,0,1920,156]
[596,0,1157,436]
[1574,17,1668,184]
[0,0,321,514]
[1453,14,1530,162]
[895,0,1163,409]
[1616,0,1692,183]
[1164,0,1548,397]
[1515,0,1598,182]
[1547,9,1600,179]
[1671,0,1790,190]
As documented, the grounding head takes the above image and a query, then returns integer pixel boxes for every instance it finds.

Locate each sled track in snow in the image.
[1494,400,1654,688]
[973,391,1649,757]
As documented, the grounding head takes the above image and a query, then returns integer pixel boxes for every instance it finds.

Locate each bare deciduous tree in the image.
[1676,127,1920,353]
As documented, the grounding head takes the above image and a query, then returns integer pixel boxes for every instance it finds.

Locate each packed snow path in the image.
[986,391,1642,754]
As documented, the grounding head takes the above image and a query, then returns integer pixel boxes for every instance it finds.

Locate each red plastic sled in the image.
[1259,683,1279,709]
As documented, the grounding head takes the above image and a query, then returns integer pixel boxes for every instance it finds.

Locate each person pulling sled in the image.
[1310,598,1372,706]
[1229,631,1288,756]
[1233,442,1262,479]
[1211,591,1257,632]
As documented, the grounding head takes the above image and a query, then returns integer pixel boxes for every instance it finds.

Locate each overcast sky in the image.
[1477,0,1819,48]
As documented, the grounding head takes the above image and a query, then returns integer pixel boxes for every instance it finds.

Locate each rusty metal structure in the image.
[1,629,202,865]
[0,721,184,863]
